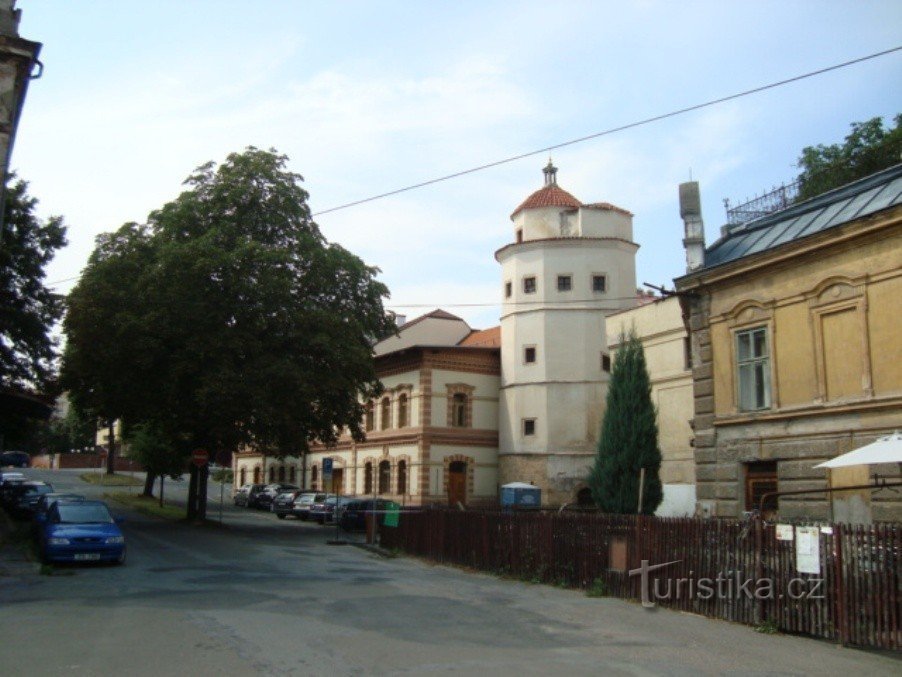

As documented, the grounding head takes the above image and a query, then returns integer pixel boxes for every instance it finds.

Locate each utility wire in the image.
[44,46,901,289]
[311,46,902,217]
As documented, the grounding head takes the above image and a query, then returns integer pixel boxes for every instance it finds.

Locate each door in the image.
[447,461,467,506]
[331,468,343,495]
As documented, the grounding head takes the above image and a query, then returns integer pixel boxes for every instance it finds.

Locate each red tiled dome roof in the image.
[511,184,582,218]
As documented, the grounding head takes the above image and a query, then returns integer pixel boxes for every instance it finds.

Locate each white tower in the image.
[495,161,638,504]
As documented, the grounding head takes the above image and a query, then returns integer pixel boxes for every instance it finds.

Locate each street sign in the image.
[323,457,333,482]
[191,448,209,467]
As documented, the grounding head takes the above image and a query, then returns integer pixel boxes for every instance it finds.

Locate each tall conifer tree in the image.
[588,330,663,514]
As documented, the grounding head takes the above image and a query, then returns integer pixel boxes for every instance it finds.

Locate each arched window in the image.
[452,393,467,427]
[289,466,296,483]
[278,466,285,482]
[364,462,373,494]
[398,393,409,428]
[253,466,261,483]
[239,468,246,486]
[311,465,318,490]
[397,460,407,495]
[381,397,391,429]
[268,467,275,482]
[365,403,374,432]
[378,460,391,495]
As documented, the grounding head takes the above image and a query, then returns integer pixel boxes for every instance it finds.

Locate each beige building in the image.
[675,165,902,522]
[607,296,696,516]
[236,310,501,506]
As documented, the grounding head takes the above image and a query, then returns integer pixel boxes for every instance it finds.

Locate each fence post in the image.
[754,515,764,625]
[832,522,848,646]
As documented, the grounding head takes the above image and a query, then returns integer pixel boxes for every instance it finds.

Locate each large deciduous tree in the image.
[587,331,662,515]
[0,176,66,389]
[796,114,901,201]
[63,148,393,515]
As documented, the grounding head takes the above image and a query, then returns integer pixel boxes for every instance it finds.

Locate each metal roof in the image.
[703,163,902,270]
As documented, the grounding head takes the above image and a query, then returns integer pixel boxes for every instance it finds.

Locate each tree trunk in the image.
[197,463,208,521]
[186,464,198,520]
[105,420,115,475]
[142,471,157,497]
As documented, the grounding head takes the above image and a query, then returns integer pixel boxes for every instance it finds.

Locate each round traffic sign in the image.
[191,448,209,467]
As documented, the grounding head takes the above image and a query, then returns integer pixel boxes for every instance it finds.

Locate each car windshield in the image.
[57,503,114,524]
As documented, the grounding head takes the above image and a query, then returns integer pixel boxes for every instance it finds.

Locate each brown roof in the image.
[511,184,582,218]
[582,201,633,217]
[458,326,501,347]
[396,308,465,331]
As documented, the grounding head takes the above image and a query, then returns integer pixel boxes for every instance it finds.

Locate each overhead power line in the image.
[311,46,902,217]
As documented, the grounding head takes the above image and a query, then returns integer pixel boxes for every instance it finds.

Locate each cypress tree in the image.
[588,330,663,515]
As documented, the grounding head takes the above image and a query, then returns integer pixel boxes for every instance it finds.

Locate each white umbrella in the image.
[814,431,902,468]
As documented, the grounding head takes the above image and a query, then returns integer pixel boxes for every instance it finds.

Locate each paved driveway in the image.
[0,468,898,676]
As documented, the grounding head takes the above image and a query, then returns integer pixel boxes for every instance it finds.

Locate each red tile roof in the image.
[511,184,582,218]
[458,326,501,347]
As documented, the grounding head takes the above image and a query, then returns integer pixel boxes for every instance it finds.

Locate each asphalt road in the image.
[0,468,898,676]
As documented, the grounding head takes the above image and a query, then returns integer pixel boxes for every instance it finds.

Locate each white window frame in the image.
[735,326,771,411]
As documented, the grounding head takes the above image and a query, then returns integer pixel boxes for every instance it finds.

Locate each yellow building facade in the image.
[675,166,902,521]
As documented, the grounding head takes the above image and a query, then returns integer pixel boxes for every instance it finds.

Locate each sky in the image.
[13,0,902,330]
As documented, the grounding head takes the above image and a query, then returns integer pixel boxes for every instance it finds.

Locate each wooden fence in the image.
[379,511,900,650]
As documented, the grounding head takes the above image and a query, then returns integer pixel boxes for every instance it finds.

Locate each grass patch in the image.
[755,618,779,635]
[586,577,609,598]
[80,472,143,487]
[104,492,185,521]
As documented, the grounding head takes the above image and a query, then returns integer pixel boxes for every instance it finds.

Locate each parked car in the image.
[0,472,26,505]
[11,481,55,518]
[0,451,30,468]
[233,483,266,507]
[257,483,299,510]
[338,498,393,532]
[37,499,126,565]
[32,493,86,536]
[271,490,303,519]
[309,494,338,524]
[310,494,356,524]
[291,492,325,520]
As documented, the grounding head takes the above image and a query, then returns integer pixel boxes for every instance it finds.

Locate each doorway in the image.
[448,461,467,506]
[331,468,344,494]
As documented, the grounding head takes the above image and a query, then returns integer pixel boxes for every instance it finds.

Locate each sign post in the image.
[323,457,333,491]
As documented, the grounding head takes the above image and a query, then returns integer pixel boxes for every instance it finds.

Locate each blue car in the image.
[38,500,126,565]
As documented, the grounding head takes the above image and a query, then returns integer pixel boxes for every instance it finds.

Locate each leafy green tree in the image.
[125,423,185,499]
[63,147,393,517]
[0,175,66,389]
[796,114,901,201]
[587,331,662,515]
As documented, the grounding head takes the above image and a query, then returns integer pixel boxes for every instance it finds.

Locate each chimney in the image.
[679,181,705,273]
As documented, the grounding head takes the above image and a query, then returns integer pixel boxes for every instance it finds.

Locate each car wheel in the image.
[276,513,286,519]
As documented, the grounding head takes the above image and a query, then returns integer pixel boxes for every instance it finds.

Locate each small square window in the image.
[524,346,536,363]
[592,275,607,293]
[523,419,536,436]
[523,276,536,294]
[505,281,512,298]
[601,353,611,372]
[557,275,572,292]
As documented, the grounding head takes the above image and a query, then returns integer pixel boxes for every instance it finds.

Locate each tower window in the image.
[523,419,536,436]
[592,275,607,293]
[523,276,536,294]
[557,275,572,292]
[516,229,523,243]
[601,353,611,372]
[524,346,536,364]
[504,281,512,298]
